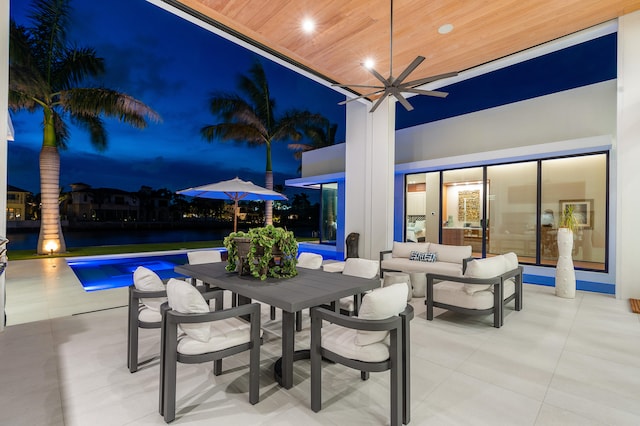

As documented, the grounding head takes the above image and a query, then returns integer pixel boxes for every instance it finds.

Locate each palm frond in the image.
[70,113,107,151]
[207,94,252,121]
[54,46,104,90]
[59,88,160,128]
[200,123,264,145]
[28,0,71,77]
[52,110,69,149]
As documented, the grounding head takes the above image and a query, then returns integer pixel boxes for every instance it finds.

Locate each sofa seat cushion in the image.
[321,324,391,362]
[433,279,516,310]
[382,258,463,276]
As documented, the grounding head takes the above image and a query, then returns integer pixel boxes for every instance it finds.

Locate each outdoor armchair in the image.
[310,283,413,426]
[159,279,261,423]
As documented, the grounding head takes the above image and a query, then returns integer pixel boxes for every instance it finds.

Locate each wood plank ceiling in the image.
[171,0,640,98]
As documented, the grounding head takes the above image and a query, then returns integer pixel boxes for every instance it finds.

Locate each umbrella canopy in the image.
[177,177,287,232]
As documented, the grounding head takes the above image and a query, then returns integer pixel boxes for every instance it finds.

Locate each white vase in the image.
[555,228,576,298]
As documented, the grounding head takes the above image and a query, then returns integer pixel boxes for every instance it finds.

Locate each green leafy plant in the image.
[558,204,579,233]
[223,225,298,280]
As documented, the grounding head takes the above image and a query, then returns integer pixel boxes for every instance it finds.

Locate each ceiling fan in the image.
[334,0,458,113]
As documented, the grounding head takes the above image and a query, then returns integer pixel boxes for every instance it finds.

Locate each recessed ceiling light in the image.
[302,18,315,33]
[363,58,375,69]
[438,23,454,34]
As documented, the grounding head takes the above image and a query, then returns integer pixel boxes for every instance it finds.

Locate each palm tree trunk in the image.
[265,171,273,226]
[37,130,67,254]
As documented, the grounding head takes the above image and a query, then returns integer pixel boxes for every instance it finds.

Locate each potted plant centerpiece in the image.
[556,204,578,298]
[224,225,298,280]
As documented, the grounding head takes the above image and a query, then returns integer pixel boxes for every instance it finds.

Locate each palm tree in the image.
[201,60,319,225]
[9,0,160,254]
[288,119,341,167]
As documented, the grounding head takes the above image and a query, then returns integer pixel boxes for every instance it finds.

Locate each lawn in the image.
[8,238,319,261]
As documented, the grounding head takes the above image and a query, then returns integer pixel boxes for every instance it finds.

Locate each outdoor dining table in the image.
[174,261,380,389]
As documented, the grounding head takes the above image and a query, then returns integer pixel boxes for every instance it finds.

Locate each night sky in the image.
[8,0,347,196]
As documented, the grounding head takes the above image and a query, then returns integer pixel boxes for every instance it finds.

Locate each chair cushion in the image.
[322,324,390,362]
[428,243,472,264]
[166,278,211,342]
[342,258,379,279]
[187,250,222,265]
[176,316,257,355]
[463,255,509,294]
[138,305,162,323]
[392,241,430,258]
[133,266,166,311]
[322,261,346,273]
[297,252,323,269]
[433,279,516,310]
[355,283,408,346]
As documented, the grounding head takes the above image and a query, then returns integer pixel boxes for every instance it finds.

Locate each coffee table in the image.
[174,262,380,389]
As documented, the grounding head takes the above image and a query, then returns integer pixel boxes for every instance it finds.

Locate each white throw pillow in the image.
[166,278,211,342]
[342,258,379,279]
[355,283,408,346]
[391,241,430,258]
[297,252,323,269]
[187,250,222,265]
[133,266,166,311]
[463,255,509,294]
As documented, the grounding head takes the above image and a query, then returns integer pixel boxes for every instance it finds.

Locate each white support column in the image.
[344,98,396,259]
[1,0,10,331]
[616,11,640,299]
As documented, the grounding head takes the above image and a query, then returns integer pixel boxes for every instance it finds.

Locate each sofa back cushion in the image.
[392,241,430,258]
[429,243,472,264]
[355,283,408,346]
[463,253,519,294]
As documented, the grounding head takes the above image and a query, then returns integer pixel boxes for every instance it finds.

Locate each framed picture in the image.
[559,199,593,229]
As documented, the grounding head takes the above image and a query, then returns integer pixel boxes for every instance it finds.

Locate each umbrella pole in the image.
[234,199,238,232]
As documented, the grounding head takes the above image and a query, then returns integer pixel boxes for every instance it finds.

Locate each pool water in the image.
[67,253,190,292]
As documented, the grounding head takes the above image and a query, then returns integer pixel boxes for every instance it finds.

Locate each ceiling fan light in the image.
[363,58,375,69]
[438,23,454,34]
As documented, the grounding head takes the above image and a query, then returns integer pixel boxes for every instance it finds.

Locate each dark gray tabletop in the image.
[175,262,380,313]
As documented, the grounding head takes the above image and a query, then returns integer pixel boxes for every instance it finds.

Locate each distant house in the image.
[6,185,31,221]
[64,183,140,222]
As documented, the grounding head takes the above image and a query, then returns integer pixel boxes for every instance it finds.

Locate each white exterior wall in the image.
[1,0,9,331]
[616,11,640,299]
[396,80,616,163]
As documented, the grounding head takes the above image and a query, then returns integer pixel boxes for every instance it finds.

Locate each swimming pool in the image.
[66,245,336,292]
[67,251,192,292]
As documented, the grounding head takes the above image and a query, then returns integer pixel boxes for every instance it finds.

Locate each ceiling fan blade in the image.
[364,65,391,86]
[369,90,391,113]
[332,83,386,89]
[390,89,414,111]
[403,87,449,98]
[337,89,386,105]
[402,71,459,88]
[394,56,425,85]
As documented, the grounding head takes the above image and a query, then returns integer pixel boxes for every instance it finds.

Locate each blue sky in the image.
[8,0,346,195]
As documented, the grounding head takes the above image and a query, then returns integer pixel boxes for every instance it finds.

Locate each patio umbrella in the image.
[177,177,287,232]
